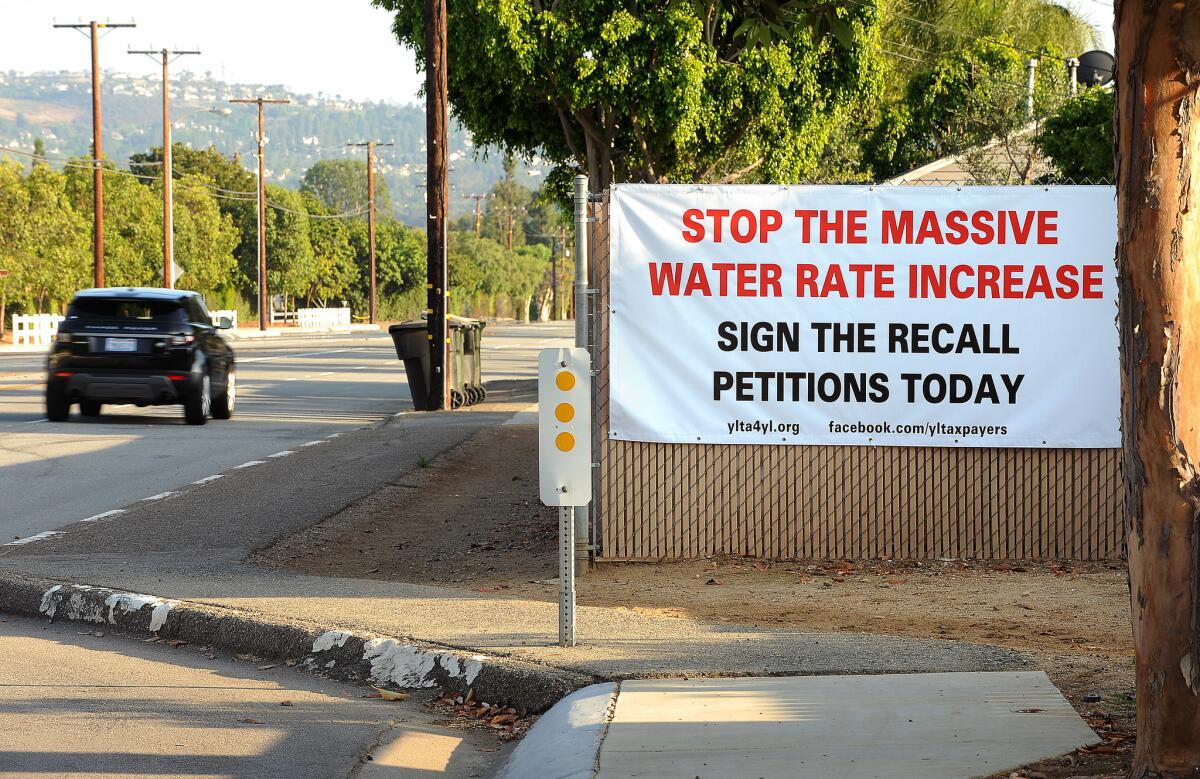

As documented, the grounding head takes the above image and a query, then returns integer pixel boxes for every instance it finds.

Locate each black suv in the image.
[46,288,236,425]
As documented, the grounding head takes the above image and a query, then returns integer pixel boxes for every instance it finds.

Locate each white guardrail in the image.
[209,310,238,329]
[296,307,351,329]
[12,314,64,346]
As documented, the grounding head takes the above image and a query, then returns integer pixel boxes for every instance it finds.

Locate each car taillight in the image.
[55,332,72,344]
[54,371,72,378]
[168,373,188,381]
[169,334,195,346]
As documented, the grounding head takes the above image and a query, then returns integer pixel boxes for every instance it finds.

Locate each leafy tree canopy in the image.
[1035,87,1113,181]
[301,158,391,216]
[375,0,882,190]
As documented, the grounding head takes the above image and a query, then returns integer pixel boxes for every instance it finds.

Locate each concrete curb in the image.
[494,682,618,779]
[0,573,590,714]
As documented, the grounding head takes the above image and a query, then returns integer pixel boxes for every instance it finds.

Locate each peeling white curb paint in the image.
[234,460,265,469]
[39,585,175,632]
[300,440,325,447]
[361,638,484,688]
[141,491,177,502]
[80,509,126,523]
[192,474,224,485]
[4,530,63,546]
[312,629,353,653]
[268,450,294,458]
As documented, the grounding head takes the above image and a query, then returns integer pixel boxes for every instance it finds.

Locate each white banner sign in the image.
[609,184,1118,448]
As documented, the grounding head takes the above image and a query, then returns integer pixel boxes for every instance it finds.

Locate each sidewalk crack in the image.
[592,680,621,778]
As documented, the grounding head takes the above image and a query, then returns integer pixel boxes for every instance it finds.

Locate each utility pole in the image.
[425,0,449,410]
[1024,58,1038,120]
[55,20,136,288]
[129,46,200,289]
[230,97,290,331]
[464,193,485,235]
[347,140,394,324]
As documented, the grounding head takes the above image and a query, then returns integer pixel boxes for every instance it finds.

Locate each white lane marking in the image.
[268,450,294,458]
[285,378,298,382]
[192,474,224,485]
[5,530,63,546]
[300,440,325,447]
[141,492,177,502]
[319,371,334,376]
[81,509,126,523]
[353,365,368,369]
[234,460,266,469]
[238,349,350,364]
[21,418,48,424]
[325,432,341,439]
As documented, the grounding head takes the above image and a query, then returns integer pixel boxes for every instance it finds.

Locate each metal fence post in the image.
[558,505,576,646]
[572,175,590,577]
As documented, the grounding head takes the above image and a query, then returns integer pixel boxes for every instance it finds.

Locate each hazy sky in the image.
[0,1,426,105]
[0,0,1113,105]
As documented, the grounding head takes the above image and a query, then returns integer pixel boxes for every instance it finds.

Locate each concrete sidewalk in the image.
[498,672,1098,779]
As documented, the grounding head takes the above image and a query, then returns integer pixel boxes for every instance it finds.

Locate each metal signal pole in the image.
[425,0,450,410]
[55,20,136,288]
[348,141,394,324]
[129,47,200,289]
[230,97,290,331]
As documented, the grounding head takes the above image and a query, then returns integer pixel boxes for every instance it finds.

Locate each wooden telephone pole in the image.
[54,20,136,288]
[464,193,486,235]
[425,0,449,410]
[1117,1,1200,774]
[230,97,290,331]
[347,141,394,324]
[129,47,200,289]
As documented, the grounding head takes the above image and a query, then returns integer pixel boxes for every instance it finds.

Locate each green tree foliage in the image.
[375,0,881,189]
[860,0,1095,180]
[18,163,89,311]
[1035,87,1114,181]
[132,144,258,293]
[301,158,391,216]
[301,193,359,306]
[263,185,316,302]
[171,173,241,293]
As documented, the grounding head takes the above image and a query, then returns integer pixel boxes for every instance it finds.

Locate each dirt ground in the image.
[254,422,1136,778]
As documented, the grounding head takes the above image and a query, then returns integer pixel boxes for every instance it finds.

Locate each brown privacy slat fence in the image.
[589,194,1122,561]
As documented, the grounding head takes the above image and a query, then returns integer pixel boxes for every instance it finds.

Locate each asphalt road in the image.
[0,322,569,542]
[0,613,506,779]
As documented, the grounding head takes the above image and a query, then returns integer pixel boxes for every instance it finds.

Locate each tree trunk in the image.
[1117,2,1200,775]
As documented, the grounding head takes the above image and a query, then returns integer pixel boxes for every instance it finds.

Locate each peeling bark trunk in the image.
[1117,2,1200,775]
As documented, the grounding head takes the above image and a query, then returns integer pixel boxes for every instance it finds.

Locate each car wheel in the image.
[80,399,102,417]
[184,373,210,426]
[46,384,70,422]
[212,370,235,420]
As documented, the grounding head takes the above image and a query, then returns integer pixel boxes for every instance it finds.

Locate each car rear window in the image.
[67,298,188,323]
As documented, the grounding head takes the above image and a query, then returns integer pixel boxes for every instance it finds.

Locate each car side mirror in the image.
[217,316,233,330]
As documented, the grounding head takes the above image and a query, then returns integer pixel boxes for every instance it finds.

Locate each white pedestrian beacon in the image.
[539,347,591,646]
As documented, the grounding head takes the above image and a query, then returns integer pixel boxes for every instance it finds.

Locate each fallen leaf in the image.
[280,700,293,707]
[258,664,277,670]
[1014,708,1045,714]
[705,578,721,585]
[169,640,187,647]
[374,687,410,702]
[239,718,263,724]
[490,713,517,725]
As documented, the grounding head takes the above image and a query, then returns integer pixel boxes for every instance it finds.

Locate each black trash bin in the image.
[389,321,433,410]
[389,317,486,411]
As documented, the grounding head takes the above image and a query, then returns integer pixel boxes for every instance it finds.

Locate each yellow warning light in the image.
[555,403,575,423]
[556,431,575,452]
[556,371,576,391]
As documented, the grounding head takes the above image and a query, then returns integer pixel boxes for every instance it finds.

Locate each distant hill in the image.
[0,69,551,225]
